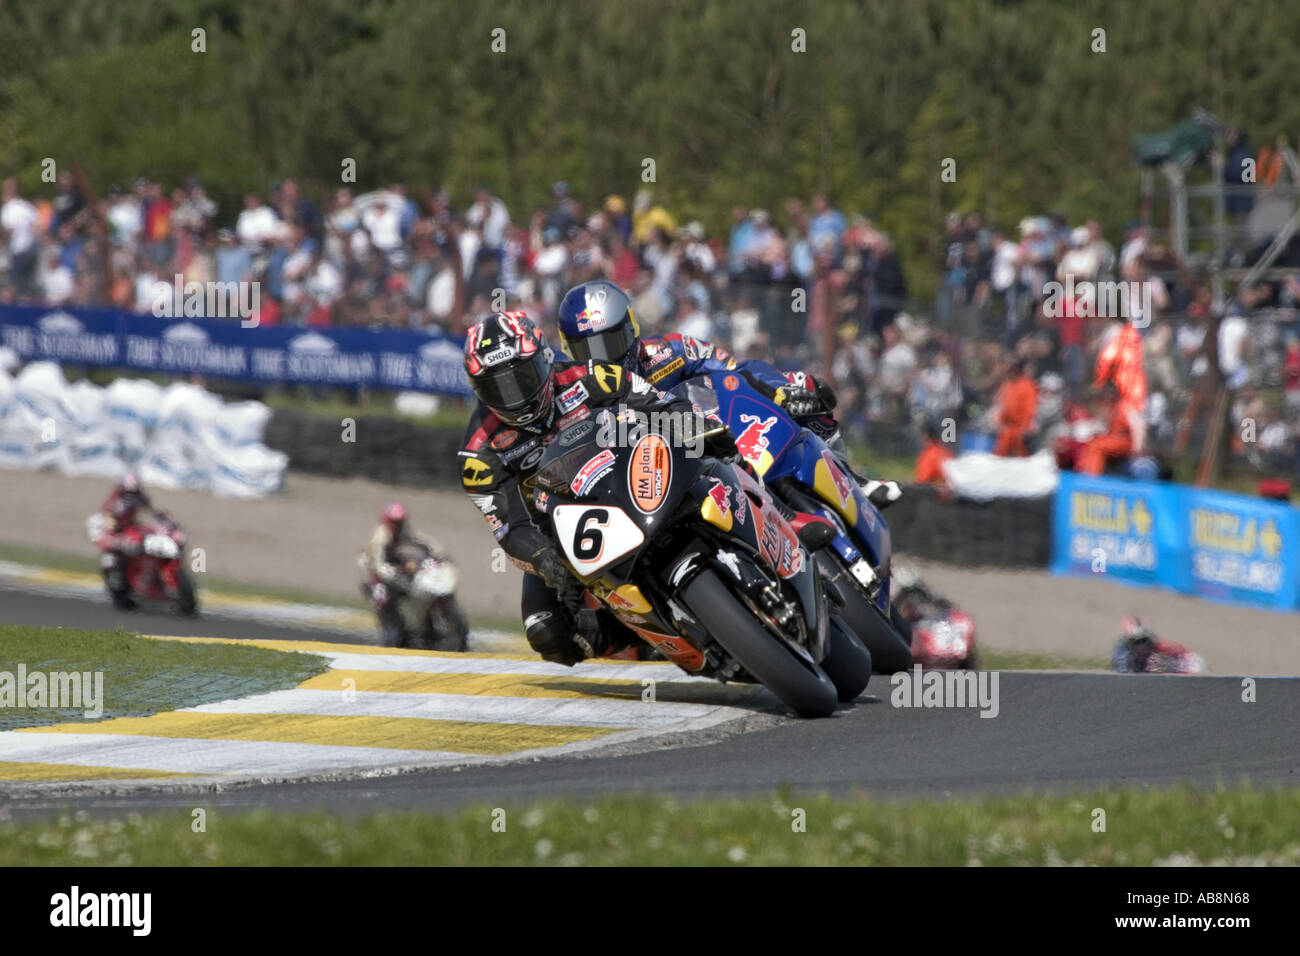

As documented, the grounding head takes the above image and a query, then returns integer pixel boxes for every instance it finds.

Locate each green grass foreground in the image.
[2,785,1296,866]
[0,626,328,730]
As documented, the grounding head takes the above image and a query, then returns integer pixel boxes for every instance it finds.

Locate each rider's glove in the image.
[531,545,573,593]
[810,375,838,412]
[773,385,822,418]
[371,582,390,607]
[774,374,837,418]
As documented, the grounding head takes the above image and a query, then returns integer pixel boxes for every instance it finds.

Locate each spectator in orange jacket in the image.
[1079,383,1140,475]
[1094,317,1146,410]
[915,423,955,486]
[1093,316,1147,457]
[992,360,1038,457]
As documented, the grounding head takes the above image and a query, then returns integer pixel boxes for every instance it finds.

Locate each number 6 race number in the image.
[552,504,646,576]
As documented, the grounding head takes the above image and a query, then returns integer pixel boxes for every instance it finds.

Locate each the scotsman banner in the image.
[0,305,471,397]
[1052,472,1300,612]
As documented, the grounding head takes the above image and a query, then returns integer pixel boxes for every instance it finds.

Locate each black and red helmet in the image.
[464,311,555,429]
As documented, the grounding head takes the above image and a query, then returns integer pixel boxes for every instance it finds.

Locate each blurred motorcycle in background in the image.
[890,565,979,670]
[375,541,470,652]
[87,510,198,616]
[1111,616,1206,674]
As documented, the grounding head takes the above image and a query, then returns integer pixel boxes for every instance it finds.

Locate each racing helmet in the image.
[1121,615,1156,653]
[382,501,407,536]
[557,280,640,369]
[464,311,556,430]
[117,471,148,511]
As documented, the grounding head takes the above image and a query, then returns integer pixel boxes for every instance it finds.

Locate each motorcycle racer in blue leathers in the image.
[555,279,902,509]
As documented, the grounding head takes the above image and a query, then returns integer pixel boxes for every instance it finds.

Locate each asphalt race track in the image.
[0,585,364,644]
[3,665,1295,818]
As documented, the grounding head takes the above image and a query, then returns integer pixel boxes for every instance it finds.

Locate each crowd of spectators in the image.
[2,170,1297,479]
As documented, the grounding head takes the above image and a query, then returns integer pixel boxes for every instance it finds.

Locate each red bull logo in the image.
[734,413,777,466]
[707,478,731,517]
[575,308,604,332]
[822,450,854,508]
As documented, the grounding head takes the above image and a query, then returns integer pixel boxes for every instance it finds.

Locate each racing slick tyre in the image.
[820,612,873,701]
[680,569,837,718]
[815,551,913,673]
[173,569,199,617]
[889,600,914,649]
[424,600,470,653]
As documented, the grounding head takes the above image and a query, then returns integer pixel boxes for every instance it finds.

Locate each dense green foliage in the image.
[1,0,1292,298]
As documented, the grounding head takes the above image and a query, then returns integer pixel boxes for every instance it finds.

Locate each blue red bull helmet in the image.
[557,280,640,369]
[464,312,555,430]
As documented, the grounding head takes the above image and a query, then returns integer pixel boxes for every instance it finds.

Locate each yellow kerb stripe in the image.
[0,762,193,782]
[298,669,643,698]
[297,669,757,706]
[143,635,539,659]
[16,712,618,754]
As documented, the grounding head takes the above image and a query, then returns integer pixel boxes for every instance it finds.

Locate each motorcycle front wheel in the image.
[424,600,470,653]
[680,569,837,718]
[173,568,199,617]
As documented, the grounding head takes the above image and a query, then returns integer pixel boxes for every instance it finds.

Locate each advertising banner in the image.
[0,305,470,396]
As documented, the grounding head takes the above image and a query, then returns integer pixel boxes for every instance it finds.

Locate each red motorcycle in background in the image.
[890,566,980,669]
[87,511,199,616]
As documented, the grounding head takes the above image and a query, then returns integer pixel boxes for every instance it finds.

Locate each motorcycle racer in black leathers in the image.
[459,310,739,665]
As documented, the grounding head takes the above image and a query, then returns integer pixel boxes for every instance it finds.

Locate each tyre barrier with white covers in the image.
[0,361,286,498]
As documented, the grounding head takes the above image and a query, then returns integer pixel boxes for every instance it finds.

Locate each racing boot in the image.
[821,428,903,511]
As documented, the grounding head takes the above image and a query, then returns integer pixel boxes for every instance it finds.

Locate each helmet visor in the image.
[473,350,551,415]
[567,324,636,364]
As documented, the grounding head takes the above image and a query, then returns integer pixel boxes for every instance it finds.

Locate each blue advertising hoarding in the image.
[0,304,471,396]
[1053,472,1300,611]
[1184,487,1300,609]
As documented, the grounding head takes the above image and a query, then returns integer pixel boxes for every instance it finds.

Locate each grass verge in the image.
[979,648,1109,671]
[0,625,328,730]
[0,784,1294,865]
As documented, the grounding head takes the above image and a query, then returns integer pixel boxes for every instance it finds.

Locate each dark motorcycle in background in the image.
[523,411,873,717]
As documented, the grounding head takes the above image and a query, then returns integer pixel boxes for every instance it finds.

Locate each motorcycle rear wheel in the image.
[680,569,837,718]
[815,551,913,673]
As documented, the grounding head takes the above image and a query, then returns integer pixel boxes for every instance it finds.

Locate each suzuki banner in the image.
[0,305,470,396]
[1052,472,1300,611]
[1183,486,1300,609]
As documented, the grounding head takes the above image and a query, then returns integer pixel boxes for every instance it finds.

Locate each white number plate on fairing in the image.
[553,504,646,576]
